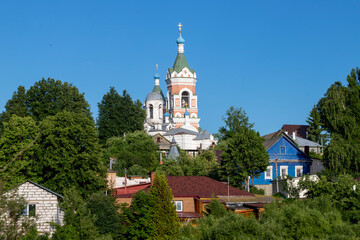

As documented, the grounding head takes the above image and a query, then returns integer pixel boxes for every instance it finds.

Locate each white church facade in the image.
[144,24,215,155]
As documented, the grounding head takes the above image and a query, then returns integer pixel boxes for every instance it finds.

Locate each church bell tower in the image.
[166,23,200,129]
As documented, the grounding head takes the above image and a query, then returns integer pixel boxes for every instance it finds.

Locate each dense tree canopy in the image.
[217,106,269,189]
[103,131,159,176]
[0,78,91,128]
[36,111,107,196]
[97,87,146,144]
[317,68,360,176]
[0,115,40,189]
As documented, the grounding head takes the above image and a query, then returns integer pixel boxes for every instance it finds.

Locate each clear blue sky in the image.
[0,1,359,135]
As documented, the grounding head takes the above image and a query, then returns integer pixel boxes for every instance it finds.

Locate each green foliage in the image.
[306,105,328,144]
[86,192,123,239]
[204,199,227,218]
[104,131,159,176]
[52,189,112,240]
[158,150,218,177]
[299,174,360,223]
[0,115,40,189]
[215,106,254,143]
[97,87,146,144]
[149,172,180,239]
[121,190,155,239]
[179,197,360,240]
[36,111,106,196]
[219,127,269,188]
[317,68,360,176]
[249,186,265,195]
[0,189,36,240]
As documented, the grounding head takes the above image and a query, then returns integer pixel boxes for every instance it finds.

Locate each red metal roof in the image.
[166,176,254,198]
[115,176,254,199]
[281,124,309,139]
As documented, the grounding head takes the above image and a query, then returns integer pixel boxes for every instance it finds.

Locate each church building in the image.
[144,24,215,155]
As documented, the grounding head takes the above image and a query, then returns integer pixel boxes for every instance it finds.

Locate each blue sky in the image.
[0,1,359,135]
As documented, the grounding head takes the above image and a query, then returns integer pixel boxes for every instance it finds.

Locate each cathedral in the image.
[144,24,215,156]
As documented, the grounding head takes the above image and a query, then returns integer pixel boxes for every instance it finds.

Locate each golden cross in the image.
[156,64,158,71]
[178,22,183,33]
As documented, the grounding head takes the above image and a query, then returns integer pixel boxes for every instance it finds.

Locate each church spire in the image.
[176,22,185,53]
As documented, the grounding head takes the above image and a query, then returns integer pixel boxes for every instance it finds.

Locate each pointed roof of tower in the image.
[169,24,195,74]
[148,65,165,100]
[167,137,180,159]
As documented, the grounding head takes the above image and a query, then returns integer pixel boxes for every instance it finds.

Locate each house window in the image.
[265,166,272,180]
[295,166,303,177]
[280,166,288,179]
[174,201,183,212]
[280,146,286,154]
[23,204,36,217]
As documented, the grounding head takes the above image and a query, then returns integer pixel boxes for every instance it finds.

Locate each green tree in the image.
[0,115,40,189]
[86,192,123,239]
[317,68,360,176]
[121,190,155,239]
[149,172,180,239]
[26,78,91,121]
[216,106,254,143]
[52,189,111,240]
[36,111,106,196]
[104,131,159,175]
[0,86,29,134]
[217,107,269,189]
[97,87,146,144]
[306,105,325,143]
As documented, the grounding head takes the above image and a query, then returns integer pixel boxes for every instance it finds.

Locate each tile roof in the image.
[281,124,309,139]
[166,176,254,198]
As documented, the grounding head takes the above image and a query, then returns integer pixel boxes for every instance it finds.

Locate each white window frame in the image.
[295,166,303,177]
[280,166,288,179]
[22,204,36,217]
[174,201,183,212]
[265,166,273,180]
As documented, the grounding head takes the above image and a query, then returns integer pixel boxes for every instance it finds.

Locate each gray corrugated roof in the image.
[295,137,322,147]
[163,128,199,136]
[194,130,211,140]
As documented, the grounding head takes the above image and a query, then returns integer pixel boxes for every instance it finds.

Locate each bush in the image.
[249,186,265,195]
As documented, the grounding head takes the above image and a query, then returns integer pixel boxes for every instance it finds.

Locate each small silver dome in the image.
[145,91,163,102]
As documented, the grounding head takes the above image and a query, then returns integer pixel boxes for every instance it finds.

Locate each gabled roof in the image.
[194,130,212,140]
[163,128,199,136]
[19,180,63,199]
[169,53,195,74]
[166,176,254,198]
[281,124,309,139]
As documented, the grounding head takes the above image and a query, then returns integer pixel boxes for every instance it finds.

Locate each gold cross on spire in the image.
[156,64,158,71]
[178,22,183,33]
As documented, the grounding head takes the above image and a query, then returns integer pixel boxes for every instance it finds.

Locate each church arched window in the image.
[149,104,153,119]
[159,104,162,119]
[181,91,189,108]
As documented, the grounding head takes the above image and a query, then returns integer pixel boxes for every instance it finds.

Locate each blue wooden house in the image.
[253,130,312,195]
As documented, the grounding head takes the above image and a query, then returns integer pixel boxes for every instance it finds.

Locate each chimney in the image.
[151,172,155,185]
[292,131,296,140]
[124,169,127,193]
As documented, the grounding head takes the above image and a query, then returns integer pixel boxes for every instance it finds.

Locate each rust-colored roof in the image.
[281,124,309,139]
[166,176,254,198]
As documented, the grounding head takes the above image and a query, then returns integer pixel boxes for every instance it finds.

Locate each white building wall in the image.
[17,182,64,236]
